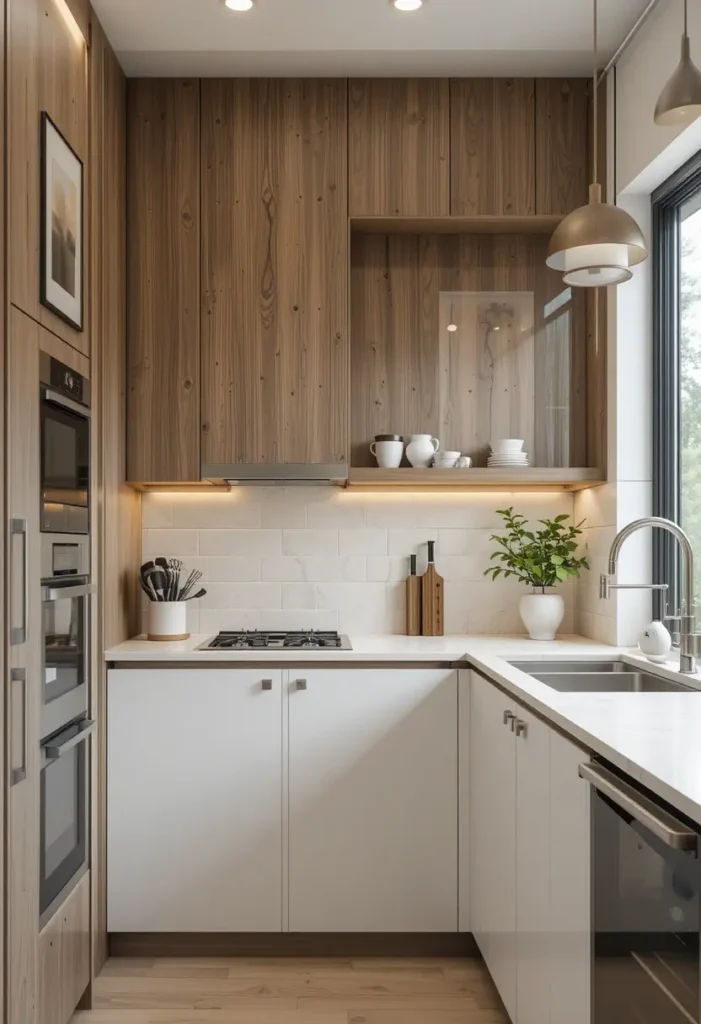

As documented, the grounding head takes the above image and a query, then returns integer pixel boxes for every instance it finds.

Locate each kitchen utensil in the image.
[370,435,404,469]
[421,541,444,637]
[183,588,206,602]
[147,567,168,601]
[179,569,203,601]
[147,602,189,642]
[406,554,421,636]
[406,435,440,468]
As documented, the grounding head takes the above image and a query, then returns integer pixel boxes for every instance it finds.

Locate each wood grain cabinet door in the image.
[201,79,348,467]
[349,79,450,217]
[535,78,590,216]
[126,79,201,482]
[451,79,535,216]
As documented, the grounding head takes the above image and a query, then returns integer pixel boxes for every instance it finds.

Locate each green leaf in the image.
[550,554,563,565]
[555,566,569,581]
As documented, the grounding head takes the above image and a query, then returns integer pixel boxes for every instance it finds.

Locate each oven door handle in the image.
[42,387,90,419]
[43,719,96,761]
[43,583,96,602]
[579,762,698,851]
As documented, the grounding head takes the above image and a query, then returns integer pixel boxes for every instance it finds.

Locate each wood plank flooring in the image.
[72,956,508,1024]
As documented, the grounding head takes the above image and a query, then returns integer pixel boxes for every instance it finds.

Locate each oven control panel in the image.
[44,355,90,407]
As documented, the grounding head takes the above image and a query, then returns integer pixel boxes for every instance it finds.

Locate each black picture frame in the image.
[40,111,84,332]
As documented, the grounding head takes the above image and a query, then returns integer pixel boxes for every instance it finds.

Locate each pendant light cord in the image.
[685,0,688,36]
[593,0,598,185]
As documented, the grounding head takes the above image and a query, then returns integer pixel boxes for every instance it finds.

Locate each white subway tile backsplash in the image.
[142,489,582,636]
[144,529,199,556]
[199,530,282,557]
[262,557,366,583]
[339,529,388,556]
[199,583,282,610]
[203,557,262,582]
[282,529,338,556]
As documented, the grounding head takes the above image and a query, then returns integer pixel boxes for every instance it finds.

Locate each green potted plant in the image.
[484,508,589,640]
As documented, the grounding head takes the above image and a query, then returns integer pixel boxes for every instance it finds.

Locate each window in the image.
[653,151,701,615]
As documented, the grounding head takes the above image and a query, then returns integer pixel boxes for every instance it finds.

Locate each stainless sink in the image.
[509,660,631,674]
[529,671,693,693]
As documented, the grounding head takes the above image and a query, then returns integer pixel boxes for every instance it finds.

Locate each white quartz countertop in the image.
[105,632,701,823]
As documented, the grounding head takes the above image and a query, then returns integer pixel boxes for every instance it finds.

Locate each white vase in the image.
[406,434,440,468]
[519,592,565,641]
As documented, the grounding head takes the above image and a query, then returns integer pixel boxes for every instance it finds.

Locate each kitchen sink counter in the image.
[106,633,701,823]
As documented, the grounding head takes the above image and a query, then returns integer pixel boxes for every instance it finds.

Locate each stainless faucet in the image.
[599,517,701,674]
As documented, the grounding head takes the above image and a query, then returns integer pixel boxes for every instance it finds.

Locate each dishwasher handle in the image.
[579,761,698,851]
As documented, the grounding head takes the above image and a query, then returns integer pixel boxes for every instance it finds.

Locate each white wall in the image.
[141,488,576,636]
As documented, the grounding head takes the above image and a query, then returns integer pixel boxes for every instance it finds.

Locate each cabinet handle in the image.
[296,679,307,691]
[11,668,27,786]
[503,710,515,727]
[515,719,527,738]
[261,678,273,691]
[10,518,28,646]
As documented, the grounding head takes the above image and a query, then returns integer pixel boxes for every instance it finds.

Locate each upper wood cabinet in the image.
[451,79,535,217]
[200,79,348,468]
[349,79,450,217]
[126,79,201,482]
[535,79,589,216]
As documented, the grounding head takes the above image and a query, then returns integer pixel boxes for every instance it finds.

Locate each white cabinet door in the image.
[549,732,590,1024]
[107,669,283,932]
[470,672,517,1020]
[515,706,551,1024]
[288,669,458,932]
[458,669,471,932]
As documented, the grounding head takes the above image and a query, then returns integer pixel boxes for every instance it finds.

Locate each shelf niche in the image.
[350,231,604,476]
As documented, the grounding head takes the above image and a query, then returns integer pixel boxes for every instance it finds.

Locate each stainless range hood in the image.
[202,463,348,485]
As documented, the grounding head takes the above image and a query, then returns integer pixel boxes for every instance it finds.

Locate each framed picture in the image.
[40,112,83,331]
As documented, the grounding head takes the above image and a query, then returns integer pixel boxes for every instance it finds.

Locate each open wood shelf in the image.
[350,215,563,236]
[346,468,605,492]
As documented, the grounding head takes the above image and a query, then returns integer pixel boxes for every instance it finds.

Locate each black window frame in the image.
[652,149,701,617]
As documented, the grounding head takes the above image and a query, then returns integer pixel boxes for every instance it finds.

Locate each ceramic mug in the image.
[406,434,440,468]
[370,435,404,469]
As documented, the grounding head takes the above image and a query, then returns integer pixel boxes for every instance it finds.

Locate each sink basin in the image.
[530,671,693,693]
[509,660,632,674]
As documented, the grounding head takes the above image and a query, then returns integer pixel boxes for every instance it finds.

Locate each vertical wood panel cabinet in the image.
[200,79,349,470]
[450,79,535,216]
[468,672,590,1024]
[288,669,458,932]
[6,307,42,1024]
[126,79,201,482]
[107,670,284,932]
[535,78,590,216]
[348,79,450,217]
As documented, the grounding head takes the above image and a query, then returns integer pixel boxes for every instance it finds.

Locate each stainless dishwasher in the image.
[580,761,701,1023]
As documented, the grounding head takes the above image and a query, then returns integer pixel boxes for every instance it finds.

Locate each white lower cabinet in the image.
[469,671,590,1024]
[107,669,284,931]
[288,669,458,932]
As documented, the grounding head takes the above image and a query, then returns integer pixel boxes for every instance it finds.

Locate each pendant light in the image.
[546,0,648,287]
[654,0,701,126]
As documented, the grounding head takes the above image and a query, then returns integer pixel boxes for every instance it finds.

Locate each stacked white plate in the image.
[487,439,530,467]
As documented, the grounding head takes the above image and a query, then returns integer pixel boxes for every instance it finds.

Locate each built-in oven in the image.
[40,714,95,926]
[581,760,701,1024]
[41,534,93,740]
[40,351,90,535]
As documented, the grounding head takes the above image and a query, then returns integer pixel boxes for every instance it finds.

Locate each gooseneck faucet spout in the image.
[600,517,699,674]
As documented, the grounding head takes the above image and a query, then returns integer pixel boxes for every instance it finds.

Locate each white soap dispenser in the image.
[638,620,672,664]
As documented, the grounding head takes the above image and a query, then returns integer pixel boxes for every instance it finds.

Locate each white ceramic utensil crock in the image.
[519,592,565,641]
[148,602,189,642]
[406,434,440,468]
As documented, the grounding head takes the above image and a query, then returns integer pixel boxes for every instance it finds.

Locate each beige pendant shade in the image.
[655,31,701,126]
[546,183,648,287]
[545,0,648,287]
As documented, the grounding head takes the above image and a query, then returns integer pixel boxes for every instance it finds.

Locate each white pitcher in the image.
[405,434,440,468]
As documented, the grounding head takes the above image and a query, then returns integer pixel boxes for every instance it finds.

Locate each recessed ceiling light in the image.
[225,0,253,9]
[447,323,458,332]
[393,0,423,10]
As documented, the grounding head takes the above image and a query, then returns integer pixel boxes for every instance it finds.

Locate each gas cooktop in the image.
[204,630,352,651]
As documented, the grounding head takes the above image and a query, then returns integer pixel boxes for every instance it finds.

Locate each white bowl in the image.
[491,438,525,454]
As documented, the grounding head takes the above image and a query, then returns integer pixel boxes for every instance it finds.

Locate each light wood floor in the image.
[71,956,508,1023]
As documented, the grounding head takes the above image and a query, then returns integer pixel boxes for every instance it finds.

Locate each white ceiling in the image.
[91,0,654,78]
